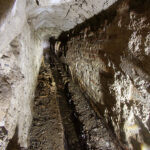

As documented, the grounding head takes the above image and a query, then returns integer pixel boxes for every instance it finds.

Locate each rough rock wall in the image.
[61,0,150,149]
[0,23,43,149]
[0,1,43,149]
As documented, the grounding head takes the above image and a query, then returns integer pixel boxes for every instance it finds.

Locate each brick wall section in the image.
[60,0,150,149]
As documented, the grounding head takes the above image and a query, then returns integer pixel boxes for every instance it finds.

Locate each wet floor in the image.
[29,51,123,150]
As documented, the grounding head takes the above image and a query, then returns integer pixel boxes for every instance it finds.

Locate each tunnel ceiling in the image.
[0,0,118,48]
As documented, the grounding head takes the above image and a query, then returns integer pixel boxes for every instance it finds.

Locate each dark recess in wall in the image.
[7,127,21,150]
[36,0,39,6]
[129,0,150,14]
[0,0,16,20]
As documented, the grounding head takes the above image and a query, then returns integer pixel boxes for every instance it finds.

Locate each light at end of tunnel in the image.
[42,40,50,49]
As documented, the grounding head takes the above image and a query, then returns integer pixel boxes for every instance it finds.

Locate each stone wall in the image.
[62,0,150,149]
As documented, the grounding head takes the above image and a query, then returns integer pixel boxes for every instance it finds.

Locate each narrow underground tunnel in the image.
[27,37,123,150]
[6,35,122,150]
[1,0,150,150]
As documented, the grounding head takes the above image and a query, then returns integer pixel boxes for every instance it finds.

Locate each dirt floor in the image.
[28,51,123,150]
[29,62,65,150]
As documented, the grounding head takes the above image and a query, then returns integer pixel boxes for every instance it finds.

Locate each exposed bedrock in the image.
[0,0,150,150]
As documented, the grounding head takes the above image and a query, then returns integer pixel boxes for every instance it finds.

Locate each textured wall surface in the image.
[0,23,43,149]
[62,1,150,149]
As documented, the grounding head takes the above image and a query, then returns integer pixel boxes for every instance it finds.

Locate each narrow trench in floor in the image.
[50,54,88,150]
[64,83,88,150]
[28,45,123,150]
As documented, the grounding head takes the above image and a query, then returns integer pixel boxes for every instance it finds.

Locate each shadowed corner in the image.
[0,0,16,20]
[7,127,21,150]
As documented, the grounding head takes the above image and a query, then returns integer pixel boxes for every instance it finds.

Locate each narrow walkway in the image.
[29,62,65,150]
